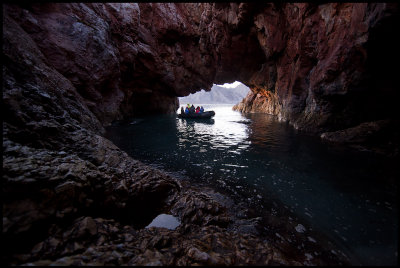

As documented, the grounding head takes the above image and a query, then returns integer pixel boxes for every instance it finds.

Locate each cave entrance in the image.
[178,81,250,106]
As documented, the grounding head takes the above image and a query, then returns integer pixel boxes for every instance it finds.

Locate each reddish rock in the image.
[4,3,399,135]
[232,3,399,136]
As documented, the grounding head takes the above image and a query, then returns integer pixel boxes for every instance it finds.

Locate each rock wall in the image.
[230,3,400,153]
[231,3,400,133]
[4,3,398,134]
[3,3,215,125]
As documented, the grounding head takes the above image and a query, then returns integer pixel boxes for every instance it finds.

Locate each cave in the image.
[2,3,399,266]
[4,2,398,136]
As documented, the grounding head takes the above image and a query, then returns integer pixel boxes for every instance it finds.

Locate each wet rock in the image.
[77,217,98,237]
[295,224,306,233]
[170,190,231,227]
[187,247,211,263]
[320,119,400,156]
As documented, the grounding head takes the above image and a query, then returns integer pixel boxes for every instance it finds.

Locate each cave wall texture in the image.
[4,3,399,133]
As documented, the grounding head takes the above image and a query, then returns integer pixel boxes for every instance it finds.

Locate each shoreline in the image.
[3,128,348,265]
[149,164,353,265]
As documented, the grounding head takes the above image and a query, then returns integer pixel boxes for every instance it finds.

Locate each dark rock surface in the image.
[320,119,400,156]
[234,3,400,138]
[2,2,398,266]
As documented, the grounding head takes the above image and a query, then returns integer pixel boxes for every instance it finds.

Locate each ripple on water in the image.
[105,105,398,266]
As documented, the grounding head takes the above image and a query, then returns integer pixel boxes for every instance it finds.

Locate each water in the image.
[105,104,398,265]
[145,214,181,230]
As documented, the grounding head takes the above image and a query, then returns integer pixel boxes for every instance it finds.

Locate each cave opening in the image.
[178,81,250,107]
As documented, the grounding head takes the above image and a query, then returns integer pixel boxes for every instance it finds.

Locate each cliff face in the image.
[231,3,399,154]
[3,3,212,124]
[232,3,400,135]
[2,2,399,265]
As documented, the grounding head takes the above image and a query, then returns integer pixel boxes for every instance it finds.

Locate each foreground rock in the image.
[4,168,345,266]
[3,127,346,265]
[3,130,348,265]
[13,217,291,266]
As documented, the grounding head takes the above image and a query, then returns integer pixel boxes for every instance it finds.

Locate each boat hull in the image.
[177,111,215,119]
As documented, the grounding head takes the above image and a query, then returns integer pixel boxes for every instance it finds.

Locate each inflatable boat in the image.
[177,111,215,119]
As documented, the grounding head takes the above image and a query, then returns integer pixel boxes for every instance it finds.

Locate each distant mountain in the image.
[179,83,250,105]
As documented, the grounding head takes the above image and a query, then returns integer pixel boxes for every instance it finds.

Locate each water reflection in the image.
[245,113,292,154]
[176,105,250,152]
[146,214,180,230]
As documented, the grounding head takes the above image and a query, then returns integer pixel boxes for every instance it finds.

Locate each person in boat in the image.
[196,106,200,113]
[185,106,190,114]
[181,107,184,114]
[190,104,195,113]
[200,106,204,113]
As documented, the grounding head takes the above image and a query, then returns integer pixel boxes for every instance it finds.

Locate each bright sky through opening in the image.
[216,81,242,88]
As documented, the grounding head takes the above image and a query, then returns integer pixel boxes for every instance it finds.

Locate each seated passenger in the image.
[185,107,190,114]
[196,106,200,113]
[190,104,195,113]
[200,106,204,113]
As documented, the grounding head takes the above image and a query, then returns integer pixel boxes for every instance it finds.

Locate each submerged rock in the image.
[295,224,306,233]
[320,119,400,156]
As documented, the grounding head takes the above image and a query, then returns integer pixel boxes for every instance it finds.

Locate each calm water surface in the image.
[105,104,398,265]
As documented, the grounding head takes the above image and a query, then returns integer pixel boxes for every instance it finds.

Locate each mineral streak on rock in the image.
[2,2,398,266]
